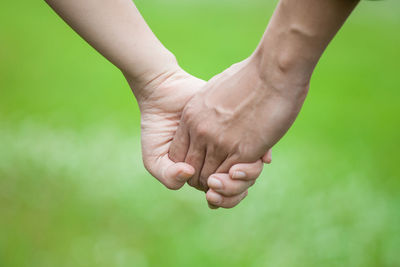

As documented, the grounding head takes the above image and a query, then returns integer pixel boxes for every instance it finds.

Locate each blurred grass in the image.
[1,0,400,266]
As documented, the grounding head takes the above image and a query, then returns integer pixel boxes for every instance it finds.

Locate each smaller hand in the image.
[206,150,271,209]
[126,68,202,190]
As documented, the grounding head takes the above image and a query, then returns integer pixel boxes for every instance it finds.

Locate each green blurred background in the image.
[1,0,399,266]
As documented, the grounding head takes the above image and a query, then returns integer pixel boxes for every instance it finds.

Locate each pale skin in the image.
[45,0,360,208]
[45,0,271,209]
[169,0,360,202]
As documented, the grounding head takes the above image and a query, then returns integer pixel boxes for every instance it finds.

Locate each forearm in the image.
[45,0,178,96]
[252,0,359,90]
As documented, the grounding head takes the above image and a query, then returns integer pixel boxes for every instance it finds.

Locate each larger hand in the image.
[125,68,203,189]
[126,67,268,209]
[169,57,308,190]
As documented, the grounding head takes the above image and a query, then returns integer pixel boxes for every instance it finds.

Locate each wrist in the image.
[250,0,356,94]
[250,1,329,92]
[250,29,318,84]
[123,51,181,102]
[248,46,311,101]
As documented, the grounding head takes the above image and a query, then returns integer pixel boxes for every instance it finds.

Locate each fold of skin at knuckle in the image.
[215,134,237,155]
[168,149,180,163]
[191,120,211,140]
[215,153,240,174]
[181,103,197,123]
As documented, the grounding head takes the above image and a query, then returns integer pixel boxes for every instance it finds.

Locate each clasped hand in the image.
[45,0,357,209]
[128,55,307,209]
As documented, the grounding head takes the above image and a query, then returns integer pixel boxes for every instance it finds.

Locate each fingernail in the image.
[207,191,222,204]
[208,177,223,190]
[232,171,246,179]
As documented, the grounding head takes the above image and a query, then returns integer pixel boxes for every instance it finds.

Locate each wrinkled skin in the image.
[169,59,308,190]
[125,68,270,208]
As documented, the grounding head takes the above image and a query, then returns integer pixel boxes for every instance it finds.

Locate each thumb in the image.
[145,154,195,190]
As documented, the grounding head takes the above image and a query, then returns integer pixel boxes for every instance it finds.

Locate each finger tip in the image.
[206,189,223,205]
[208,203,219,209]
[207,175,223,190]
[165,163,194,185]
[267,151,272,163]
[183,164,195,176]
[262,157,272,164]
[176,162,195,175]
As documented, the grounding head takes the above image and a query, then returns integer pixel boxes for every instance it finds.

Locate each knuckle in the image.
[194,122,209,139]
[185,154,201,167]
[216,138,232,153]
[237,146,257,161]
[168,151,179,163]
[182,105,196,121]
[184,153,204,168]
[224,153,241,168]
[218,134,238,148]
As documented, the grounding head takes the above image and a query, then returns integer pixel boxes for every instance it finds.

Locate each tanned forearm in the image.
[252,0,359,92]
